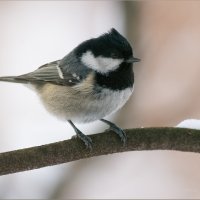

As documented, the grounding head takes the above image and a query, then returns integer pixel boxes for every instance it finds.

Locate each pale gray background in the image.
[0,1,200,199]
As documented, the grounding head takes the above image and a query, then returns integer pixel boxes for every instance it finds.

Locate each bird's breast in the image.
[37,80,133,123]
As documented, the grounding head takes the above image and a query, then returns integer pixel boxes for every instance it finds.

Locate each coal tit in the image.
[0,28,140,149]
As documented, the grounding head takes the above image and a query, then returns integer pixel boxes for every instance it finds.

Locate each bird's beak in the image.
[126,57,141,63]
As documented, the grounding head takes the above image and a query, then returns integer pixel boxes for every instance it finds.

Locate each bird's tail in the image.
[0,76,28,84]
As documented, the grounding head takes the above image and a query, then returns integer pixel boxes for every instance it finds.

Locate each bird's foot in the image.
[100,119,127,145]
[68,120,92,149]
[75,129,93,150]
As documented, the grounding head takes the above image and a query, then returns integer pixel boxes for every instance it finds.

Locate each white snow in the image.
[176,119,200,130]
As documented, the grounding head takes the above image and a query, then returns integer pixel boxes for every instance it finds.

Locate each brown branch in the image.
[0,127,200,176]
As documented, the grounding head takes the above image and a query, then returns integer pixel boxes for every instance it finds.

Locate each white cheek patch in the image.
[81,51,123,74]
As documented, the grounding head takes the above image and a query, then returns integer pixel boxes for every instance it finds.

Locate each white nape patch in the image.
[56,66,64,79]
[81,51,123,73]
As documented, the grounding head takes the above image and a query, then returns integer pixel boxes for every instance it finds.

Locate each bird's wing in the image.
[17,58,89,86]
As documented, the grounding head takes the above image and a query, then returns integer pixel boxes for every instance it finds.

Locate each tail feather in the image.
[0,76,28,84]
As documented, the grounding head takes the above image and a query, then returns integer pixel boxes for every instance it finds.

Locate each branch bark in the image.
[0,127,200,176]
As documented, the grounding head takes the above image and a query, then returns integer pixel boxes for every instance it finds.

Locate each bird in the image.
[0,28,140,149]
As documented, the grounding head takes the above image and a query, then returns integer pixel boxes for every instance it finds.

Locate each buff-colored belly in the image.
[37,83,133,123]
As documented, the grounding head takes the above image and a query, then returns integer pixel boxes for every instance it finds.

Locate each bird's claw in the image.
[75,130,93,150]
[108,125,127,145]
[101,119,127,145]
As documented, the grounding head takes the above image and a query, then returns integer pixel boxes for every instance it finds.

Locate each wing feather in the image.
[16,52,92,86]
[17,60,80,86]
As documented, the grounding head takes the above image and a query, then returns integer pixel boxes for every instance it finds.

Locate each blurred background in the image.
[0,1,200,198]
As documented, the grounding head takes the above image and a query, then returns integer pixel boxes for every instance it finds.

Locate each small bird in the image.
[0,28,140,149]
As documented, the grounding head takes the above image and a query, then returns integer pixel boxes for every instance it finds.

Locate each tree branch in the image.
[0,127,200,176]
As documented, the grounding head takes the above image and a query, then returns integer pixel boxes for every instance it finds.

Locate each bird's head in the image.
[75,28,140,74]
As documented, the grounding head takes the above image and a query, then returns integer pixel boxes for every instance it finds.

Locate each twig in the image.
[0,127,200,176]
